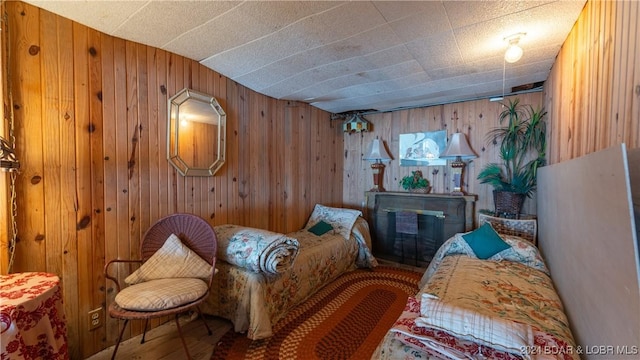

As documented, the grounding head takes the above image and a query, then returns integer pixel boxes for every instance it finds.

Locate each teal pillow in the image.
[308,220,333,236]
[462,222,511,259]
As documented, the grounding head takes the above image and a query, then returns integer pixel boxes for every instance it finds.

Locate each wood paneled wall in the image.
[4,2,343,358]
[544,0,640,162]
[342,92,544,219]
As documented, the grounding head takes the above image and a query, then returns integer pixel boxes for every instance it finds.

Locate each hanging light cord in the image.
[502,57,506,101]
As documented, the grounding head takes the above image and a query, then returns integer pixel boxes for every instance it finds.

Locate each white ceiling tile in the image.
[113,1,241,52]
[26,1,147,34]
[443,1,554,29]
[234,24,406,91]
[385,3,451,42]
[261,45,415,98]
[407,32,464,70]
[165,1,345,60]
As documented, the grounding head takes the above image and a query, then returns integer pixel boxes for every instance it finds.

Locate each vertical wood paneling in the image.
[272,96,285,232]
[71,20,93,357]
[156,49,170,218]
[136,42,150,249]
[6,3,344,357]
[40,7,62,282]
[100,33,120,347]
[146,47,160,223]
[60,24,82,360]
[112,36,131,342]
[88,28,107,351]
[224,77,240,224]
[545,0,639,163]
[213,73,229,225]
[299,103,312,220]
[12,1,46,272]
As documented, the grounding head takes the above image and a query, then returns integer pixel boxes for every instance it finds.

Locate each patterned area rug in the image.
[211,266,422,360]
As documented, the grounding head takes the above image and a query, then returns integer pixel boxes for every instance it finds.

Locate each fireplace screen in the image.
[376,208,445,267]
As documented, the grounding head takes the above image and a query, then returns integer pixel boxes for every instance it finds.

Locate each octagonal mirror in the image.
[168,88,226,176]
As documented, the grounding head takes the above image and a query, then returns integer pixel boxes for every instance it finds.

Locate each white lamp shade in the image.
[440,133,477,159]
[363,138,392,162]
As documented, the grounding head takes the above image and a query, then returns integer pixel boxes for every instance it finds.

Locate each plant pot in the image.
[493,190,525,218]
[409,186,431,194]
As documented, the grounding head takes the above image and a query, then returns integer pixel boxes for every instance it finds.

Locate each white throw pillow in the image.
[124,233,212,285]
[115,278,208,311]
[305,204,362,240]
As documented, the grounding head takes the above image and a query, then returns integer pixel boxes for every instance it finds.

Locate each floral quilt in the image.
[419,232,548,288]
[202,216,377,339]
[374,236,578,360]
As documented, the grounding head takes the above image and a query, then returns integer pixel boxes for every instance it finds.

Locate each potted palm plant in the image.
[477,98,547,218]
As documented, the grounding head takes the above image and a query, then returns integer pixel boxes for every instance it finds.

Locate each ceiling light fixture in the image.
[342,113,371,133]
[504,32,526,63]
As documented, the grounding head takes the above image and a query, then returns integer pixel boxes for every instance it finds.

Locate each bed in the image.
[201,204,378,339]
[373,223,578,360]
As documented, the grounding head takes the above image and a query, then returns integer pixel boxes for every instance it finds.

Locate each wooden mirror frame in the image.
[168,88,226,176]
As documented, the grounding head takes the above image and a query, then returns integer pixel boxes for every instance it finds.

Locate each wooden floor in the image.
[85,314,233,360]
[86,261,426,360]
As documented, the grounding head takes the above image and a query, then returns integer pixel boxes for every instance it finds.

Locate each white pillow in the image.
[115,278,208,311]
[124,233,212,285]
[305,204,362,240]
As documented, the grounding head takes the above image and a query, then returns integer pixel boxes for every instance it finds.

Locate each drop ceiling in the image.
[24,1,586,114]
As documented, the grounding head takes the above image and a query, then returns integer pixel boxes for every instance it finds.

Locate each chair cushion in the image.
[115,278,208,311]
[125,233,212,285]
[462,222,511,259]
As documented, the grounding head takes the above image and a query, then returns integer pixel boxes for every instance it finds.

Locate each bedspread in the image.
[420,232,548,288]
[374,237,578,360]
[202,217,376,339]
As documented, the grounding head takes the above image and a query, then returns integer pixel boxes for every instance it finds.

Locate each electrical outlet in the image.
[88,307,103,331]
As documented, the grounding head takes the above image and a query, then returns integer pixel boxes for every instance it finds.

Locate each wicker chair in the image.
[104,213,217,359]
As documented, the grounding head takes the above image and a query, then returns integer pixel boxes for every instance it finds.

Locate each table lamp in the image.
[440,133,477,195]
[363,137,392,192]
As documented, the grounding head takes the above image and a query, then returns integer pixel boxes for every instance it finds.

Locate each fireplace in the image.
[364,192,476,267]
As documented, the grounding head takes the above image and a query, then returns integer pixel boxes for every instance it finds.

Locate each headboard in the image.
[537,144,640,358]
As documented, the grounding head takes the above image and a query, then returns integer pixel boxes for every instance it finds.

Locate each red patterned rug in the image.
[211,266,422,360]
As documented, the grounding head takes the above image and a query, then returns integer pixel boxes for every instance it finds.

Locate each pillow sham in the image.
[305,204,362,240]
[308,220,334,236]
[125,233,212,285]
[462,222,511,259]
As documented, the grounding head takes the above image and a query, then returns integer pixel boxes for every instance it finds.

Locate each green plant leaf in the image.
[477,98,547,196]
